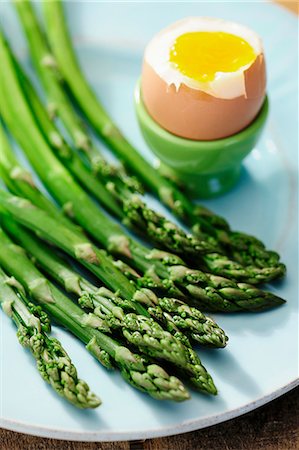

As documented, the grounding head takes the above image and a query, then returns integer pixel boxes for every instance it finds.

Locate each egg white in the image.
[144,17,263,99]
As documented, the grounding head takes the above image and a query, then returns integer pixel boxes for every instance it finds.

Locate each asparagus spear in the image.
[0,30,285,309]
[10,0,118,183]
[0,222,193,370]
[0,266,101,408]
[41,0,286,278]
[0,125,232,364]
[2,138,284,311]
[0,29,170,298]
[0,181,192,369]
[0,228,190,400]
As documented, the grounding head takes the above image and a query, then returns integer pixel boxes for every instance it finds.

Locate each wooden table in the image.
[1,2,298,449]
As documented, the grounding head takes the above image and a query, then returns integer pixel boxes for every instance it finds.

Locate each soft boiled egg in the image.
[141,17,266,140]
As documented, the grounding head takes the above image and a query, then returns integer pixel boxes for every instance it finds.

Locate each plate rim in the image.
[1,378,298,442]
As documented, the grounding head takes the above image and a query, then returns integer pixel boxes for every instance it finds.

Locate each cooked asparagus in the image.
[0,127,231,352]
[0,266,101,408]
[0,227,190,400]
[3,215,228,349]
[0,110,282,311]
[0,192,285,323]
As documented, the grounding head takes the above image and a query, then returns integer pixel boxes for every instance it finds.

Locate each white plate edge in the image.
[1,377,298,442]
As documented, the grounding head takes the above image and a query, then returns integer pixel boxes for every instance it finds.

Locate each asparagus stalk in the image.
[0,228,190,401]
[0,223,217,395]
[41,0,286,279]
[0,29,161,297]
[0,165,285,313]
[0,126,232,359]
[0,224,194,370]
[0,111,230,341]
[0,266,101,408]
[4,215,228,349]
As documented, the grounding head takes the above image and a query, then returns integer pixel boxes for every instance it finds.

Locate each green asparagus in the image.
[0,224,192,370]
[41,0,286,279]
[0,195,221,393]
[0,227,190,400]
[12,53,123,219]
[0,125,230,349]
[3,215,228,349]
[0,266,101,408]
[0,159,285,312]
[0,191,286,320]
[0,0,289,409]
[0,38,147,305]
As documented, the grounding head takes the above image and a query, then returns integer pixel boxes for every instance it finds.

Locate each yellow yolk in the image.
[169,31,256,82]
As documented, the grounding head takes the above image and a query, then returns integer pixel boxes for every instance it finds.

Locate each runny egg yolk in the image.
[169,31,257,82]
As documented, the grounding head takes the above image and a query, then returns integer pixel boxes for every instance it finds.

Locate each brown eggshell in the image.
[141,54,266,140]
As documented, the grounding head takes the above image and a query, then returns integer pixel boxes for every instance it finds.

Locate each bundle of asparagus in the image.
[0,120,228,395]
[0,0,287,409]
[3,215,228,349]
[0,266,101,409]
[1,126,230,350]
[0,227,190,401]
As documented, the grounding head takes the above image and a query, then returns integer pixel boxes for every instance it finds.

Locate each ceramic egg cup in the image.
[135,81,269,198]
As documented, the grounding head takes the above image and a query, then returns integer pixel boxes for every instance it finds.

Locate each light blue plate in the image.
[0,1,298,442]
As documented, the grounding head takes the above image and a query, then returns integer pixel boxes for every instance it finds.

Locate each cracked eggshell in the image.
[141,21,266,141]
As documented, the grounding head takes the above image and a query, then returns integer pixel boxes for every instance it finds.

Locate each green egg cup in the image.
[134,82,269,198]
